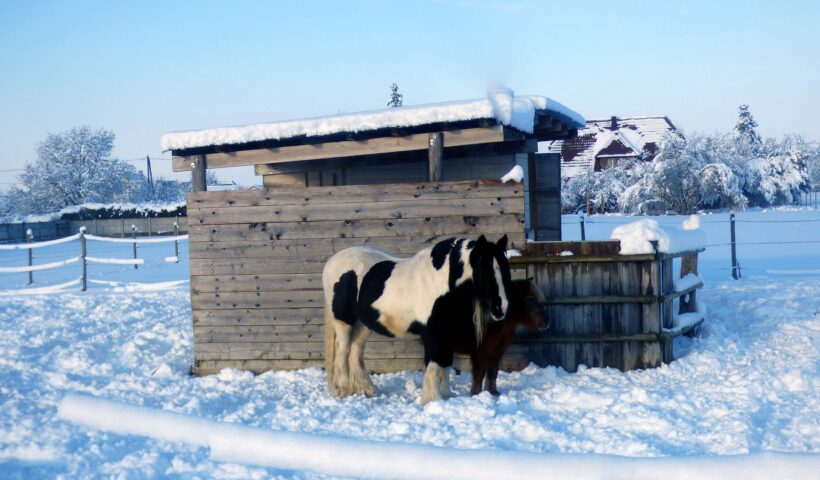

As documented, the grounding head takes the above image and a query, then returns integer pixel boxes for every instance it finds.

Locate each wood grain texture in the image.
[188,180,523,208]
[173,126,507,171]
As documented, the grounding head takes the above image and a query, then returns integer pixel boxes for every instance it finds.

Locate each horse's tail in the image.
[324,298,337,394]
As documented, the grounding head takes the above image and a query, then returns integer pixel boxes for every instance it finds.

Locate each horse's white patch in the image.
[372,247,451,333]
[493,258,508,318]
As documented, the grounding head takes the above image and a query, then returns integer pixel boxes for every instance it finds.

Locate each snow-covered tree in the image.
[387,83,403,108]
[742,141,810,207]
[644,134,704,214]
[732,104,762,156]
[5,126,142,214]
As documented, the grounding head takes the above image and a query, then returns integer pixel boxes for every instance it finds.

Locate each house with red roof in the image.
[543,116,678,177]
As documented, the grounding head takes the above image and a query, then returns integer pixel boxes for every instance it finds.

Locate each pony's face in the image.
[471,235,512,322]
[510,279,551,333]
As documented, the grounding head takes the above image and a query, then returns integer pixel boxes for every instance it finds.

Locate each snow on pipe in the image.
[0,233,82,250]
[84,234,188,244]
[85,256,145,265]
[0,256,80,273]
[58,394,818,480]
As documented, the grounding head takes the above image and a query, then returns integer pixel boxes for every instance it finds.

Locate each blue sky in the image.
[1,0,818,187]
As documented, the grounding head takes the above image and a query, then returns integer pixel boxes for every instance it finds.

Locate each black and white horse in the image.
[323,235,512,404]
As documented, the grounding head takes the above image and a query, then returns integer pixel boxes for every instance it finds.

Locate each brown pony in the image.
[454,279,549,396]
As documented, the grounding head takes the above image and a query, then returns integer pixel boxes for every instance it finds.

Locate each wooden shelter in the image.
[163,89,703,376]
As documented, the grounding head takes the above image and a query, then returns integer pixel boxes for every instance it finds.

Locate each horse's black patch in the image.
[332,270,358,326]
[356,260,397,338]
[423,282,475,367]
[408,320,425,336]
[447,239,466,289]
[430,238,456,270]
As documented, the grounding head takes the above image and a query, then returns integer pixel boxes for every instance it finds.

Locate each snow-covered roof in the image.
[543,116,676,178]
[161,88,585,152]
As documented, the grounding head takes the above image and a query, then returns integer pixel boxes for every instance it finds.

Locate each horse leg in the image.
[332,321,353,396]
[421,361,443,405]
[487,355,502,396]
[421,333,453,404]
[347,321,375,397]
[438,364,452,400]
[470,354,487,396]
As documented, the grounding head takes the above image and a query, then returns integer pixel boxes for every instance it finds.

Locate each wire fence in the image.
[562,213,820,279]
[0,223,186,292]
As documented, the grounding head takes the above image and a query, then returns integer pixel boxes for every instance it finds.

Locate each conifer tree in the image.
[387,83,403,108]
[732,104,762,155]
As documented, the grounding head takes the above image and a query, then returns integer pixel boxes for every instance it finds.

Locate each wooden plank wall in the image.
[522,241,665,372]
[187,180,526,376]
[261,152,521,189]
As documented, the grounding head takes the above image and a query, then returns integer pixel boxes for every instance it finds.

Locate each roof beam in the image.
[172,126,507,172]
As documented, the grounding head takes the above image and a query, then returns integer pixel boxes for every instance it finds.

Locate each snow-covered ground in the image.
[0,210,818,478]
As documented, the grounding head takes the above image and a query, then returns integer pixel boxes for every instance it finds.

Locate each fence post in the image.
[174,220,180,263]
[80,227,87,292]
[730,213,740,280]
[148,216,152,237]
[131,224,138,269]
[578,212,586,241]
[26,229,33,285]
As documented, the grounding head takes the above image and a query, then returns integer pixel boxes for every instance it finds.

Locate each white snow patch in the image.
[674,273,702,292]
[57,394,819,480]
[500,165,524,183]
[682,215,700,230]
[161,89,585,151]
[610,219,706,254]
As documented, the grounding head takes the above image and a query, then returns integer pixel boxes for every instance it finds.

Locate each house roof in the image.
[543,116,676,177]
[161,88,585,154]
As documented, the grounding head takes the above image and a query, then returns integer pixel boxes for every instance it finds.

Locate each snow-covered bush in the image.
[742,148,810,207]
[700,163,747,210]
[561,164,633,213]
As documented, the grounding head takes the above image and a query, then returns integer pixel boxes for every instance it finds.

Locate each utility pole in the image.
[145,156,155,200]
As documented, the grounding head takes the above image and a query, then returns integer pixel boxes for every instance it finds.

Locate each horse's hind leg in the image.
[348,321,375,397]
[438,365,452,400]
[332,321,354,397]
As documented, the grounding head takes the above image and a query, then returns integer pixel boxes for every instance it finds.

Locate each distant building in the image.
[207,180,241,191]
[543,116,678,178]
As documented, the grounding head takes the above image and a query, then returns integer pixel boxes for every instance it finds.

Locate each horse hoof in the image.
[490,389,501,396]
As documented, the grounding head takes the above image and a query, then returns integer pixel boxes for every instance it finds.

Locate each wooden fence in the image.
[187,180,527,375]
[510,241,704,372]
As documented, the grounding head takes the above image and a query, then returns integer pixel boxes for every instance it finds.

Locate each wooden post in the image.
[427,133,443,182]
[679,253,699,314]
[730,213,739,279]
[579,213,586,241]
[527,153,562,241]
[174,220,180,263]
[26,229,33,285]
[191,154,207,192]
[132,224,138,269]
[80,227,87,292]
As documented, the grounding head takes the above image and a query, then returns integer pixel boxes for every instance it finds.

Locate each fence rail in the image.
[0,216,189,244]
[0,224,187,291]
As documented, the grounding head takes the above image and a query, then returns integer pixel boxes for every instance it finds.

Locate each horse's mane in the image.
[473,297,486,346]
